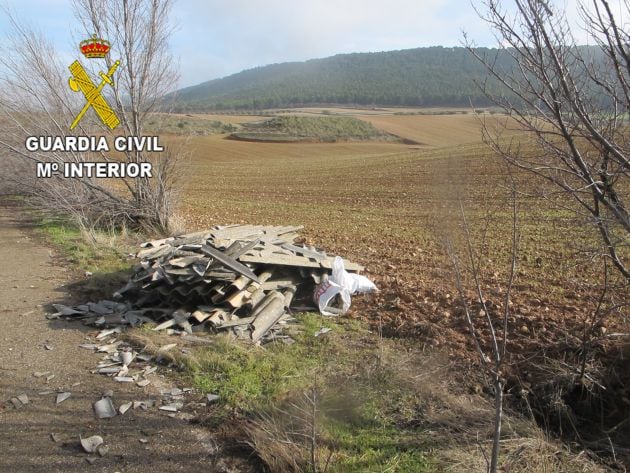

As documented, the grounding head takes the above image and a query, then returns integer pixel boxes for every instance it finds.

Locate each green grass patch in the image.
[188,313,355,409]
[183,313,437,472]
[35,216,134,297]
[36,217,130,273]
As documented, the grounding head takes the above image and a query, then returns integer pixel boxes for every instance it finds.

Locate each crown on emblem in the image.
[80,34,110,59]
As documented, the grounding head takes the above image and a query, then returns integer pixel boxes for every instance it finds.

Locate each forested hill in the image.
[169,46,515,111]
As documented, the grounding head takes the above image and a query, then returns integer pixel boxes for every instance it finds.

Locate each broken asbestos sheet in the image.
[54,224,377,344]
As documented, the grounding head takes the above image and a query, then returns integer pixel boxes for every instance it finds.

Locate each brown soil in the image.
[0,200,258,473]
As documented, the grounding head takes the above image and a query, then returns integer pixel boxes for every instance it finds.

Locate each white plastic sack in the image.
[314,257,377,315]
[331,256,378,294]
[313,279,351,316]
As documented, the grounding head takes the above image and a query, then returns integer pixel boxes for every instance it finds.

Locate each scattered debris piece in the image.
[50,433,61,443]
[119,402,132,415]
[113,376,134,383]
[159,403,181,413]
[158,343,177,353]
[80,435,104,453]
[57,225,375,344]
[33,371,50,378]
[17,393,29,405]
[314,327,333,337]
[10,398,22,409]
[56,392,71,404]
[93,397,117,419]
[206,394,219,405]
[120,350,134,367]
[44,344,53,351]
[136,379,150,387]
[133,400,155,410]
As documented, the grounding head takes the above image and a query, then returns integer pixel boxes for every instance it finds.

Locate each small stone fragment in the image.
[17,394,29,405]
[136,379,150,388]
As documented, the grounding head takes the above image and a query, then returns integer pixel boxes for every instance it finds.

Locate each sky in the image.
[0,0,610,88]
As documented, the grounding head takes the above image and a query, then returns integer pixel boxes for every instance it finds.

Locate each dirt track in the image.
[0,201,246,472]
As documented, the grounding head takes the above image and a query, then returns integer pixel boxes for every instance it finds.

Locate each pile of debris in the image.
[53,225,375,343]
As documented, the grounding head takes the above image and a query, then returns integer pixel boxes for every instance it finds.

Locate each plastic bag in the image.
[314,256,377,315]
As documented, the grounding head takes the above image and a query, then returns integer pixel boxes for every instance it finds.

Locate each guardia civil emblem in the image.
[68,35,120,130]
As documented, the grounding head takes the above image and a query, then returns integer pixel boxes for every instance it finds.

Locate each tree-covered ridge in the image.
[170,46,516,111]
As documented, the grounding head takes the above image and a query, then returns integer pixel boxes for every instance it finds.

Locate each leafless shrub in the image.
[245,385,333,473]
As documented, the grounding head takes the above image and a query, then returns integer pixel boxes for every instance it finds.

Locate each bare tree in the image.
[445,185,519,473]
[466,0,630,280]
[0,0,182,233]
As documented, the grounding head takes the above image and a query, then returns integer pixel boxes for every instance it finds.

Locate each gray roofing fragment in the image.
[206,394,219,404]
[93,397,117,418]
[120,351,134,367]
[314,327,333,337]
[159,403,182,412]
[80,435,104,453]
[113,376,134,383]
[56,392,71,404]
[133,400,155,410]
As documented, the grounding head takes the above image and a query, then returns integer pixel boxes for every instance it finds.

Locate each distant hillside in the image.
[169,46,515,111]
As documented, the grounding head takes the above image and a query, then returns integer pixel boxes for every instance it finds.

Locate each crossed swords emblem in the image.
[68,60,121,130]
